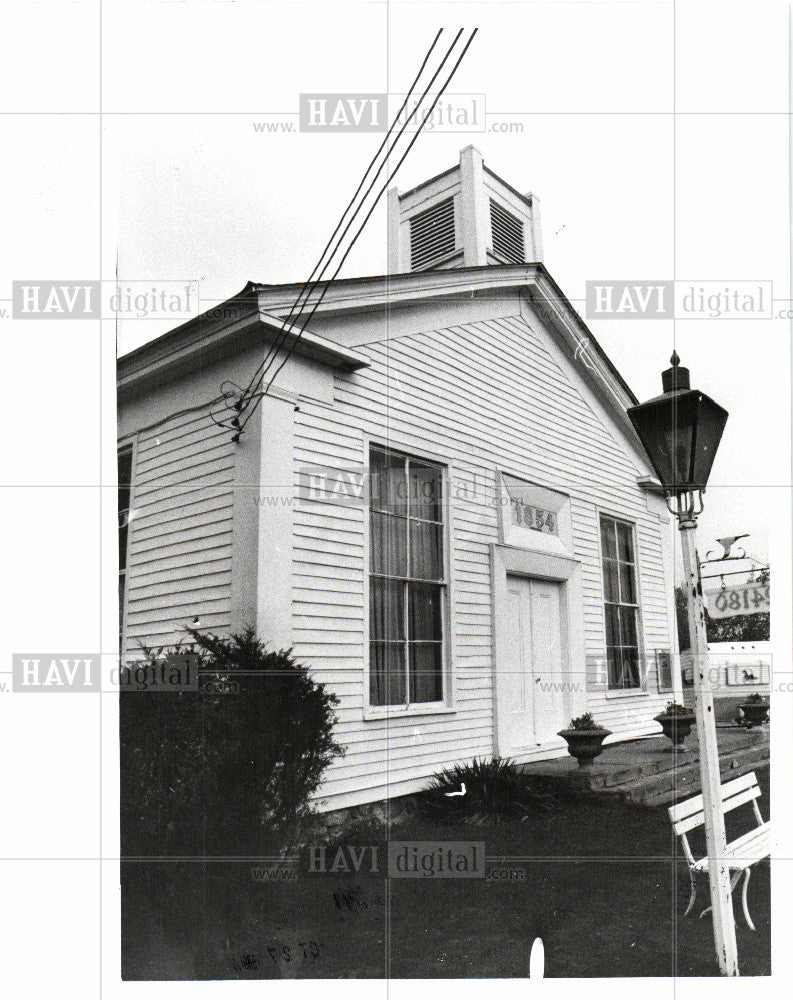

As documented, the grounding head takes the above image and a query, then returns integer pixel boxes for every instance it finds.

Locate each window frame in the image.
[118,439,136,658]
[363,440,455,719]
[656,649,675,693]
[597,512,648,696]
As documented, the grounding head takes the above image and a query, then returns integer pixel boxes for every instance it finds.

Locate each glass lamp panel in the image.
[660,416,695,488]
[629,389,728,491]
[691,394,729,488]
[628,394,687,487]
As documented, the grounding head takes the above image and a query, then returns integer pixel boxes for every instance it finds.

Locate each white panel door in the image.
[499,576,566,753]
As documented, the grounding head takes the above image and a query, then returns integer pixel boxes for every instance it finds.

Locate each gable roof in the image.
[245,263,642,446]
[117,263,651,469]
[120,265,635,396]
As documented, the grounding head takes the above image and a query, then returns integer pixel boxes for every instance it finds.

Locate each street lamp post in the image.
[627,353,738,977]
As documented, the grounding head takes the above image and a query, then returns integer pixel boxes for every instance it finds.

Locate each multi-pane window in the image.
[656,650,674,692]
[369,446,445,707]
[600,515,642,689]
[118,446,133,651]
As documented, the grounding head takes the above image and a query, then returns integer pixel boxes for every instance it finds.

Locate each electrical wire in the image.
[233,28,447,413]
[240,29,467,405]
[208,25,447,437]
[226,29,467,437]
[237,27,479,433]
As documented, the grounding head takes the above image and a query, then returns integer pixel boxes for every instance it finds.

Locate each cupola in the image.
[387,145,543,273]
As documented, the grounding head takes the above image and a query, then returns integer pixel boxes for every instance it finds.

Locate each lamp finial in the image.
[662,352,690,392]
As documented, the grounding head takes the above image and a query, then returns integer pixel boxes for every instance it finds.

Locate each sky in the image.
[109,0,791,569]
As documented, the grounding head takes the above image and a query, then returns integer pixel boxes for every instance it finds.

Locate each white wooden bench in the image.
[668,770,770,931]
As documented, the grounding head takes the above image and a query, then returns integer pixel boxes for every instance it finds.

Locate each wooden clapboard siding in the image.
[124,405,237,653]
[292,308,672,807]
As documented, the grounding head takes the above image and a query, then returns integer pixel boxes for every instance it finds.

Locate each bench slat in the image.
[672,785,761,836]
[668,770,759,825]
[692,823,770,872]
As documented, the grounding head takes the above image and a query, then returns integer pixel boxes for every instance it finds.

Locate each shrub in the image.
[745,693,767,704]
[568,712,605,731]
[120,627,344,857]
[422,757,549,824]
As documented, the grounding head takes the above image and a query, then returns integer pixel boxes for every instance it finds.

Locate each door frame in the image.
[491,542,587,757]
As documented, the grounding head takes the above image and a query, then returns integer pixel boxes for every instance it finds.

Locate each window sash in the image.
[118,446,134,652]
[600,515,642,690]
[656,650,674,692]
[118,447,133,574]
[369,447,446,707]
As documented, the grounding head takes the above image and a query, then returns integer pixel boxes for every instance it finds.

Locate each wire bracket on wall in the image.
[209,380,247,443]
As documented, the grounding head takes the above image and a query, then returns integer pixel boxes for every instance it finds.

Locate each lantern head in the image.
[627,353,728,495]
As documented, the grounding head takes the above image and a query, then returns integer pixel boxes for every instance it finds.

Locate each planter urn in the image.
[557,728,612,766]
[739,701,769,728]
[654,711,696,750]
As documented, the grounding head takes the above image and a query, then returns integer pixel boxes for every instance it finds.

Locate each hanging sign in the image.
[705,581,770,620]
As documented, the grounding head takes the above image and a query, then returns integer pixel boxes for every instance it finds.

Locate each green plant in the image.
[423,757,550,824]
[120,627,344,857]
[661,701,693,716]
[745,693,767,703]
[568,712,605,731]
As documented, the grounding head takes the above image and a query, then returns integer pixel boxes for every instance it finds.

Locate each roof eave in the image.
[117,299,368,402]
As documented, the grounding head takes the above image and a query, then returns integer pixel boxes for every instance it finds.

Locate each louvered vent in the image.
[490,198,525,264]
[409,197,456,270]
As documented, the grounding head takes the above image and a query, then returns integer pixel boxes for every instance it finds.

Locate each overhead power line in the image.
[209,27,455,436]
[234,27,479,437]
[232,28,447,416]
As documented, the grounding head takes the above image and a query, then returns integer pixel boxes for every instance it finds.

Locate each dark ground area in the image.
[121,765,770,979]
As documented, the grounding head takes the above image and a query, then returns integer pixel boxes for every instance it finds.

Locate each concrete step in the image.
[573,729,765,793]
[519,728,770,810]
[595,743,769,808]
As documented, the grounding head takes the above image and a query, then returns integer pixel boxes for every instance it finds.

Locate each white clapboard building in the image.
[118,147,680,811]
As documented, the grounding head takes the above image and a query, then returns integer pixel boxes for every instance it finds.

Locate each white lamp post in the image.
[627,353,738,977]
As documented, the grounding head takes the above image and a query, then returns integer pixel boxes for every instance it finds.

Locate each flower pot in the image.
[654,712,696,750]
[739,701,769,728]
[557,728,612,766]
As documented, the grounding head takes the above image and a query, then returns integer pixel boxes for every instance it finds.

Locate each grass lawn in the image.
[121,765,770,979]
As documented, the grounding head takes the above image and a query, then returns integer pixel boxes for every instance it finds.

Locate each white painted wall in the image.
[293,291,675,809]
[121,402,237,655]
[118,287,676,811]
